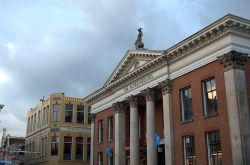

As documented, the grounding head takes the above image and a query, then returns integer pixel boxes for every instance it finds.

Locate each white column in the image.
[128,96,139,165]
[143,88,157,165]
[218,51,250,165]
[160,79,174,165]
[113,102,126,165]
[90,114,95,165]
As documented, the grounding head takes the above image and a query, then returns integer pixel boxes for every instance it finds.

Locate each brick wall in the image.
[94,108,115,165]
[171,61,232,165]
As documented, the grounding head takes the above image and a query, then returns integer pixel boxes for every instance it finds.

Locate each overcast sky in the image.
[0,0,250,137]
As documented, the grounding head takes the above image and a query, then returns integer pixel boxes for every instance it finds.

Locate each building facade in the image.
[26,93,91,165]
[85,14,250,165]
[0,135,25,165]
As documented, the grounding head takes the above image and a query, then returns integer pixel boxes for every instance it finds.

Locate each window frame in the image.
[51,135,59,156]
[98,152,103,165]
[77,105,84,123]
[98,120,104,144]
[206,131,222,165]
[65,103,73,123]
[52,104,60,122]
[75,137,84,160]
[202,78,218,116]
[63,136,72,160]
[183,135,196,165]
[107,116,114,141]
[180,87,193,122]
[107,153,113,165]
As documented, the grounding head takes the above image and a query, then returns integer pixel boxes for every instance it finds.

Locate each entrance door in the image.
[157,144,165,165]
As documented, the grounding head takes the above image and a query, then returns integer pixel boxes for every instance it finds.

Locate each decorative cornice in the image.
[141,88,155,101]
[85,14,250,104]
[126,96,138,108]
[218,50,248,71]
[160,79,173,95]
[112,102,125,113]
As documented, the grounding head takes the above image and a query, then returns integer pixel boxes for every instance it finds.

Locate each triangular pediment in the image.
[104,49,163,87]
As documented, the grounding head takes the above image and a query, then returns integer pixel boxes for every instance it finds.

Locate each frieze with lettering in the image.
[124,74,153,92]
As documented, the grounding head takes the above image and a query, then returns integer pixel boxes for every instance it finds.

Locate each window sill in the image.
[203,112,218,119]
[98,142,103,145]
[108,139,113,142]
[181,119,193,124]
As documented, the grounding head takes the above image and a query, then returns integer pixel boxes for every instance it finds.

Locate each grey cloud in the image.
[0,0,250,136]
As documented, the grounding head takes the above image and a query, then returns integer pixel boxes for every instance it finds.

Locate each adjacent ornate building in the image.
[85,14,250,165]
[25,93,91,165]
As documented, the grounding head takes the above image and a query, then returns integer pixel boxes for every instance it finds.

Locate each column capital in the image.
[126,96,138,108]
[90,114,96,123]
[218,50,248,71]
[112,102,125,113]
[141,88,155,101]
[160,79,173,94]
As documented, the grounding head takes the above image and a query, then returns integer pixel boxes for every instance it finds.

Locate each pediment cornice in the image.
[85,14,250,104]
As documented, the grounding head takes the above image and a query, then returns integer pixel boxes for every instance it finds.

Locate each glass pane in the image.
[206,81,211,91]
[65,104,73,110]
[77,105,84,111]
[211,79,216,90]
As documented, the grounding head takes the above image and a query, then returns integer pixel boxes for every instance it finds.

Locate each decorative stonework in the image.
[218,50,248,71]
[90,114,96,123]
[160,79,173,94]
[112,102,125,113]
[126,96,138,108]
[142,88,155,101]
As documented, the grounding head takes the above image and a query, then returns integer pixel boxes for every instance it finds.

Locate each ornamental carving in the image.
[141,88,155,101]
[160,79,173,94]
[126,96,138,108]
[112,102,125,113]
[218,50,248,71]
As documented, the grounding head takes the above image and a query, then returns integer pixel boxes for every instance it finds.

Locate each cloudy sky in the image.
[0,0,250,137]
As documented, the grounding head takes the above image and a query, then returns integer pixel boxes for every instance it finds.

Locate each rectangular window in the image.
[107,154,113,165]
[75,137,83,160]
[64,136,72,160]
[51,135,58,155]
[98,152,103,165]
[34,114,36,130]
[88,106,91,124]
[183,135,196,165]
[31,116,33,132]
[203,78,217,116]
[53,104,60,122]
[98,120,103,143]
[206,131,222,165]
[77,105,84,123]
[27,117,30,133]
[65,104,73,122]
[37,111,41,128]
[87,137,91,161]
[46,106,49,124]
[44,137,47,157]
[108,116,114,141]
[181,87,192,121]
[42,108,46,126]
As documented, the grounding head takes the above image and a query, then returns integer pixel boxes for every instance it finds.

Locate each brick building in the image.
[85,14,250,165]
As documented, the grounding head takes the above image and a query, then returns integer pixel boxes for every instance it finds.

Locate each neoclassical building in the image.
[26,93,91,165]
[85,14,250,165]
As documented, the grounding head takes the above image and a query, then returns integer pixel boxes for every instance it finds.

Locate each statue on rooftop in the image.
[135,28,144,49]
